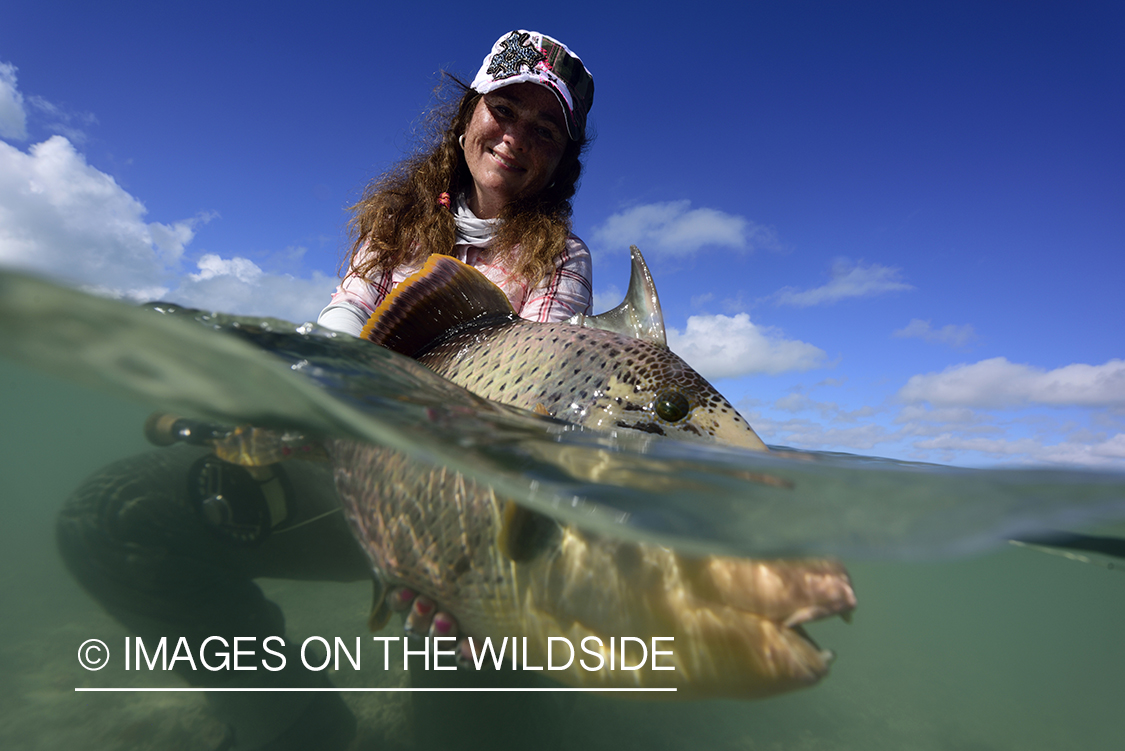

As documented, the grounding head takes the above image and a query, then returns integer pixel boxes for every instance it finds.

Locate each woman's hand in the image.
[388,586,485,666]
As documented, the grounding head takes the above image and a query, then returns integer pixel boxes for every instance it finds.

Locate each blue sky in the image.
[2,2,1122,468]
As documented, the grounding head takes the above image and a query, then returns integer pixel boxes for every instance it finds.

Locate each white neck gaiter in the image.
[453,193,499,246]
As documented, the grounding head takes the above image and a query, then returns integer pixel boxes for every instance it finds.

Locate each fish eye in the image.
[654,391,691,422]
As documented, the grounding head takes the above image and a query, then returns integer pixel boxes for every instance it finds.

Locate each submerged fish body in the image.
[332,250,857,699]
[331,439,853,697]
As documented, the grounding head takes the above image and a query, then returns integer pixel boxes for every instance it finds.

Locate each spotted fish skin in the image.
[334,252,856,699]
[424,320,766,448]
[361,253,767,451]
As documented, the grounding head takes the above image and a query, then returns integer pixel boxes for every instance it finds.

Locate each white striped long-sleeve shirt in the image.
[317,237,594,338]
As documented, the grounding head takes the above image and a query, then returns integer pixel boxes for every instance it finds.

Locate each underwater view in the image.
[2,270,1124,750]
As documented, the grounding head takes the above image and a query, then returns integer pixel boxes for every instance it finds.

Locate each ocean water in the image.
[2,270,1124,749]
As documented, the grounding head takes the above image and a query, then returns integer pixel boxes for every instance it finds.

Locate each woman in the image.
[56,30,595,751]
[319,29,596,652]
[319,28,595,337]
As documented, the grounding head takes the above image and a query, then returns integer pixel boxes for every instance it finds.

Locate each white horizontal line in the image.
[75,687,676,693]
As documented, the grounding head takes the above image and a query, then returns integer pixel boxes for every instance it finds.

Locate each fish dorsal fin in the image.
[360,254,516,358]
[568,245,667,347]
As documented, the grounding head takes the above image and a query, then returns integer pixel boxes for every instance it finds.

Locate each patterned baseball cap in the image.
[471,30,594,141]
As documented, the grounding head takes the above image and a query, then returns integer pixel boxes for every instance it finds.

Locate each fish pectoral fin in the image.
[368,577,393,632]
[497,502,562,562]
[533,403,552,417]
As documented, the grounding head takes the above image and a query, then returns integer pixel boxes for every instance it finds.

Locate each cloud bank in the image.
[0,65,332,323]
[0,134,330,322]
[174,253,333,324]
[898,357,1125,408]
[742,384,1125,467]
[0,135,203,298]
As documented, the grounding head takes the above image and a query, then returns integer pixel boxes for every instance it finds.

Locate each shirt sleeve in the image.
[315,254,394,338]
[517,236,594,323]
[315,300,369,338]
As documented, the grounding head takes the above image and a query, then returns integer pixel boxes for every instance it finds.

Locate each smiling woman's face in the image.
[462,82,567,219]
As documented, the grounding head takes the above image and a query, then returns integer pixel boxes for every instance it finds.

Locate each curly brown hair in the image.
[345,76,590,286]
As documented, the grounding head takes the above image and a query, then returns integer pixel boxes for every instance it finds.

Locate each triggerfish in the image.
[324,247,857,699]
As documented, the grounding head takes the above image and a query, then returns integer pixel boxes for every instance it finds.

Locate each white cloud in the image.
[592,284,622,315]
[0,68,334,324]
[738,405,895,451]
[27,94,98,145]
[899,357,1125,408]
[172,254,332,323]
[892,318,976,348]
[0,62,28,141]
[894,404,986,426]
[772,392,878,422]
[591,200,782,256]
[773,258,913,307]
[0,133,331,323]
[667,313,826,378]
[0,67,333,323]
[912,432,1125,468]
[739,372,1125,468]
[0,135,207,297]
[191,253,263,284]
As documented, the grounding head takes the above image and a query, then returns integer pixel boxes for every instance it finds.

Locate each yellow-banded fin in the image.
[360,254,517,358]
[497,501,561,562]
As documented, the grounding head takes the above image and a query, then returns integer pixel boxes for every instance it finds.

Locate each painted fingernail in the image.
[432,615,453,635]
[414,599,434,616]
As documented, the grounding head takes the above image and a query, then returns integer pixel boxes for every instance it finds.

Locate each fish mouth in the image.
[781,605,853,672]
[694,555,858,687]
[517,540,857,698]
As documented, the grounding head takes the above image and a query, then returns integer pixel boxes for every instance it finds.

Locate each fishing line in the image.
[1008,539,1120,573]
[272,508,342,534]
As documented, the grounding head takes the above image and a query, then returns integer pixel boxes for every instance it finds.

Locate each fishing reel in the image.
[186,454,293,547]
[146,412,297,546]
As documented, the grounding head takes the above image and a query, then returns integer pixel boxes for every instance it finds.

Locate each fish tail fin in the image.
[360,254,516,358]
